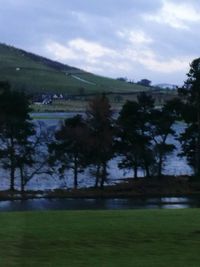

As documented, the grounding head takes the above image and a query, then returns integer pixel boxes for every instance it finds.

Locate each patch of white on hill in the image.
[72,75,96,85]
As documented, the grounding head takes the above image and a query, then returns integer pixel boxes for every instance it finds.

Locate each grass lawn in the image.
[1,209,200,267]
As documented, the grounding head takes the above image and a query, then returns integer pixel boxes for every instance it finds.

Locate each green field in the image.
[1,209,200,266]
[0,43,148,95]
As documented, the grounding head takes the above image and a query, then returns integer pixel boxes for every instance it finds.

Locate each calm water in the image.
[0,112,193,191]
[0,196,200,211]
[0,112,196,212]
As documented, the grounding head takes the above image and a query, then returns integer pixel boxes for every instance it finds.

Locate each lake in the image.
[0,196,200,212]
[0,112,193,191]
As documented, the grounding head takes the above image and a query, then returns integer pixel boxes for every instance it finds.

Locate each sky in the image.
[0,0,200,85]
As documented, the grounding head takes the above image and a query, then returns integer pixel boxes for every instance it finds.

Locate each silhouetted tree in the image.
[117,93,155,178]
[137,79,151,87]
[150,101,177,178]
[0,83,35,191]
[17,122,53,192]
[49,115,88,189]
[116,77,127,82]
[86,94,114,188]
[178,58,200,177]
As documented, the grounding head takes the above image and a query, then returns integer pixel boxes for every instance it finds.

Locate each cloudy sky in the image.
[0,0,200,85]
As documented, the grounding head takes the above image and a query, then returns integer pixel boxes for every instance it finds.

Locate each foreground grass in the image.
[1,209,200,267]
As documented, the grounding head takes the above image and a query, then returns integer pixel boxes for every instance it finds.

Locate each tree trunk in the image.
[143,148,151,178]
[146,167,150,178]
[20,166,25,193]
[10,167,15,191]
[133,155,138,179]
[95,165,100,188]
[9,137,15,191]
[100,162,107,189]
[158,153,163,179]
[144,163,150,178]
[134,165,138,179]
[73,158,78,189]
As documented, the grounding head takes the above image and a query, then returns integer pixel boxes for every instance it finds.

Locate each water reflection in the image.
[0,196,200,212]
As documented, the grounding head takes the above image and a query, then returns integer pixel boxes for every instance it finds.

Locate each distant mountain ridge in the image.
[0,43,149,95]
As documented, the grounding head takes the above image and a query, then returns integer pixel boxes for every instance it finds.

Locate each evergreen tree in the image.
[86,94,114,188]
[117,93,155,178]
[49,115,88,189]
[0,83,35,191]
[178,58,200,176]
[150,101,176,178]
[17,123,52,192]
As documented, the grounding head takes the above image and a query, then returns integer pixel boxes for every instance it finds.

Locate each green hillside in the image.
[0,43,149,95]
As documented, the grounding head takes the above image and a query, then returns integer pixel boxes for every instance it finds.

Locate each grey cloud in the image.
[0,0,199,84]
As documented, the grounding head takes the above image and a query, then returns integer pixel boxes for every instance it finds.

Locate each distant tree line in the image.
[116,77,152,87]
[0,58,199,192]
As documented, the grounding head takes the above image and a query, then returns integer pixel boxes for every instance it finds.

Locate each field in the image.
[1,209,200,266]
[31,96,136,112]
[31,100,89,112]
[0,43,148,95]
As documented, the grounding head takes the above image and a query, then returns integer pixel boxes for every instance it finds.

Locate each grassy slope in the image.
[1,209,200,267]
[0,44,148,94]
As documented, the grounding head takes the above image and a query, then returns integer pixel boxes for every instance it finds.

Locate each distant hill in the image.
[0,43,149,95]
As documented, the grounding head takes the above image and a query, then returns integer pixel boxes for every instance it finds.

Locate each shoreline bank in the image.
[0,176,199,201]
